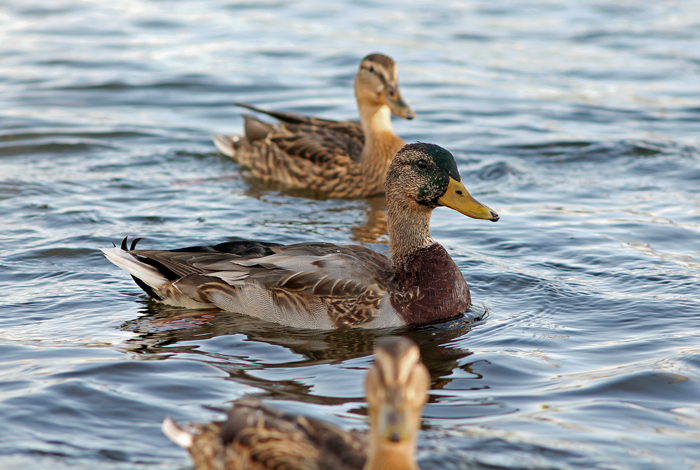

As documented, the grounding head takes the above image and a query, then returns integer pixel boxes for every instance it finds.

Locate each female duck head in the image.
[355,53,415,120]
[385,142,500,221]
[364,337,430,469]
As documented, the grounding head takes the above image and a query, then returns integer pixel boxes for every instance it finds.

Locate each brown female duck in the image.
[162,336,430,470]
[102,143,499,329]
[212,53,414,198]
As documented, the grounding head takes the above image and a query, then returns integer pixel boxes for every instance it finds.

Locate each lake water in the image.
[1,1,700,469]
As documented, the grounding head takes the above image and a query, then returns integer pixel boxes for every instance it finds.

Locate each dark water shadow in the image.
[118,301,487,402]
[499,139,688,164]
[349,195,388,244]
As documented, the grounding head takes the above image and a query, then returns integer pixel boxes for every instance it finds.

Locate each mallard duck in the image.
[212,53,415,198]
[102,142,499,329]
[162,336,431,470]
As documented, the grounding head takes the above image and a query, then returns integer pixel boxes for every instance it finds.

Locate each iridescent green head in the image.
[385,143,499,221]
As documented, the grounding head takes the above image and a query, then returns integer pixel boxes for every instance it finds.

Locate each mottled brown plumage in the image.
[168,398,366,470]
[103,143,499,329]
[162,337,430,470]
[213,53,414,198]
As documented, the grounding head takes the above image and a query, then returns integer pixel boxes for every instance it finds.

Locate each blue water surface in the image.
[1,1,700,469]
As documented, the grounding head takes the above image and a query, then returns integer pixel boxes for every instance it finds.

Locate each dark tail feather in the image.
[130,237,143,251]
[119,236,143,251]
[234,102,315,126]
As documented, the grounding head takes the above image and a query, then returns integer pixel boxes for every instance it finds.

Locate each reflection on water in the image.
[350,196,388,244]
[121,301,482,375]
[244,181,390,244]
[118,302,483,409]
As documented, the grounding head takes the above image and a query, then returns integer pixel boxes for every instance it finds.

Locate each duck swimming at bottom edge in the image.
[162,336,430,470]
[102,143,499,329]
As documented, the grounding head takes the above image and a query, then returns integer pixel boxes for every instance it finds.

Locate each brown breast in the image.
[389,243,471,325]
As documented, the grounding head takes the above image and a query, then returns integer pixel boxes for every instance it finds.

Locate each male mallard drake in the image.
[212,53,415,198]
[162,336,431,470]
[102,143,499,329]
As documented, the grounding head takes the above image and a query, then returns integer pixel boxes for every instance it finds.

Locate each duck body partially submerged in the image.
[213,53,414,198]
[104,236,465,329]
[103,143,499,329]
[164,398,366,470]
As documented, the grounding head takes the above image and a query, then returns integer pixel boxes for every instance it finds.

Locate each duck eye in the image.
[417,159,428,169]
[369,65,374,72]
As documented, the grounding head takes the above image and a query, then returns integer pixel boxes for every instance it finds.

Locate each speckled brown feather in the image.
[213,53,412,198]
[184,399,366,470]
[225,116,392,198]
[165,338,428,470]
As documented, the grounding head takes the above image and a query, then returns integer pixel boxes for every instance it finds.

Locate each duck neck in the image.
[386,193,472,325]
[388,199,435,268]
[359,101,394,138]
[358,101,399,168]
[364,437,419,470]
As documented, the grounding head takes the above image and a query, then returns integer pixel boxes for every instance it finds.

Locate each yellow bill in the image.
[438,177,499,221]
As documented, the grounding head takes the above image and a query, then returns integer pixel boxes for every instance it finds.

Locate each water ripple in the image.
[1,0,700,469]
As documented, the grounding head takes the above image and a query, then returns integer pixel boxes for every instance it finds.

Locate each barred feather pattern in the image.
[184,399,367,470]
[218,108,405,198]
